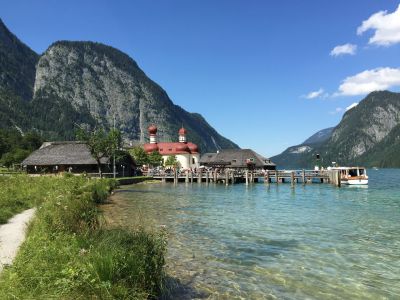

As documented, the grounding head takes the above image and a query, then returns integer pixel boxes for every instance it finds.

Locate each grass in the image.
[0,175,54,224]
[0,175,167,299]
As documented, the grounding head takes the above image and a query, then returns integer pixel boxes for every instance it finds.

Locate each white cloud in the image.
[357,4,400,46]
[329,107,343,115]
[335,67,400,96]
[346,102,358,111]
[304,88,324,99]
[330,43,357,56]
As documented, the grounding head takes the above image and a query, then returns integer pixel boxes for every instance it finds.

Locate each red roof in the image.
[143,142,199,155]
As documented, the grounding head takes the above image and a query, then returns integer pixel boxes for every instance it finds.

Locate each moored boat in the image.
[332,167,368,185]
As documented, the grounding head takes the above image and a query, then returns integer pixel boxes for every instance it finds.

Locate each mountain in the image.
[272,91,400,168]
[0,19,39,130]
[0,19,38,101]
[0,20,238,152]
[302,127,334,144]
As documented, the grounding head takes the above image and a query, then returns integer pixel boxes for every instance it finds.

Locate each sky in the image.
[2,1,400,156]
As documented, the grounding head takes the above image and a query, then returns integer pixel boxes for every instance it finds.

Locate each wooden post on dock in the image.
[291,171,295,186]
[206,171,209,184]
[185,170,189,183]
[213,170,217,183]
[275,171,278,184]
[225,170,229,186]
[336,170,341,187]
[245,170,249,185]
[265,170,270,184]
[198,170,202,184]
[190,171,193,183]
[162,171,166,183]
[231,171,235,184]
[174,169,177,184]
[302,169,305,184]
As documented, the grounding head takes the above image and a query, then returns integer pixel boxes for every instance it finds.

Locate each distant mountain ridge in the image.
[302,127,334,144]
[272,91,400,168]
[0,19,238,152]
[0,19,38,101]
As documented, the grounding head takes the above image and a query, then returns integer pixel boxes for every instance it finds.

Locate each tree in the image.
[164,155,179,168]
[129,146,149,166]
[1,149,30,168]
[76,128,121,177]
[148,151,163,168]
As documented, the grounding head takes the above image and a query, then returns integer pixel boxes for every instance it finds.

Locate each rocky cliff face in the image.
[272,91,400,168]
[329,91,400,159]
[0,19,39,130]
[32,41,238,152]
[0,19,38,101]
[0,18,238,152]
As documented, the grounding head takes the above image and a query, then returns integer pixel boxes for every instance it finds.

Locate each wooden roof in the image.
[200,149,276,168]
[22,141,109,166]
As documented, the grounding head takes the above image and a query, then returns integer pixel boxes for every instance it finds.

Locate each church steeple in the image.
[148,125,157,144]
[178,127,187,143]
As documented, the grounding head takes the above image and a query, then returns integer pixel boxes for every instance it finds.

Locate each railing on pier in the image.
[152,169,342,187]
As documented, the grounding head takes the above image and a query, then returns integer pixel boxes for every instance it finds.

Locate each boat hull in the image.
[341,179,368,185]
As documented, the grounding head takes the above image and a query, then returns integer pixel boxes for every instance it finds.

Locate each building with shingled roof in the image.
[21,141,135,176]
[200,149,276,170]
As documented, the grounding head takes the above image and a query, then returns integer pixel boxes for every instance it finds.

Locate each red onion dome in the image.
[176,143,190,152]
[187,143,199,153]
[178,127,187,135]
[148,125,157,135]
[144,143,159,153]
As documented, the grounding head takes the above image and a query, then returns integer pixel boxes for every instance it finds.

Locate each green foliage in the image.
[148,151,163,167]
[0,128,43,168]
[129,146,149,166]
[1,148,30,168]
[0,176,167,299]
[164,155,179,167]
[0,176,47,224]
[76,127,122,177]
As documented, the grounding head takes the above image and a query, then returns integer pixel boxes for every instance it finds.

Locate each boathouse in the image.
[200,149,276,170]
[21,141,135,176]
[143,125,200,169]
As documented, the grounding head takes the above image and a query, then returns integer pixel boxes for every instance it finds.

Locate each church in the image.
[143,125,200,170]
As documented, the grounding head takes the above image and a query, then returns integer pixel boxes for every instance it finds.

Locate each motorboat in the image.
[331,167,368,185]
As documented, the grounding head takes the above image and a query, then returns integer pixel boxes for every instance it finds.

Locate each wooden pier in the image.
[152,169,342,187]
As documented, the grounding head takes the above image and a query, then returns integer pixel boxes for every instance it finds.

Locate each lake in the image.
[110,169,400,299]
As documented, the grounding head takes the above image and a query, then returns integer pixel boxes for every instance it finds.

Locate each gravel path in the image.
[0,208,36,272]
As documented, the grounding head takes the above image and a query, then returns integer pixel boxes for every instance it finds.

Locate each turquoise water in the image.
[114,169,400,299]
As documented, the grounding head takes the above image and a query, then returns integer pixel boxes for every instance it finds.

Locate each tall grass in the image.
[0,175,57,224]
[0,175,167,299]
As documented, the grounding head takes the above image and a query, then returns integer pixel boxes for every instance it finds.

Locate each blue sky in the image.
[2,1,400,156]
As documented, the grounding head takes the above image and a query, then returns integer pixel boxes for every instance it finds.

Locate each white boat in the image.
[332,167,368,185]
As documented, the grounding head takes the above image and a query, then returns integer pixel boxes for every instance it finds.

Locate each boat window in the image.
[359,169,364,175]
[349,169,358,176]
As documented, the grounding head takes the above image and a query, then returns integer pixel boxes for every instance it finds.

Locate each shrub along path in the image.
[0,176,167,299]
[0,208,36,271]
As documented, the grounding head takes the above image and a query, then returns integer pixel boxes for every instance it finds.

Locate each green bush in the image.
[0,175,167,299]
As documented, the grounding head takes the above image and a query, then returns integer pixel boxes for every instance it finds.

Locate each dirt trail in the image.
[0,208,36,272]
